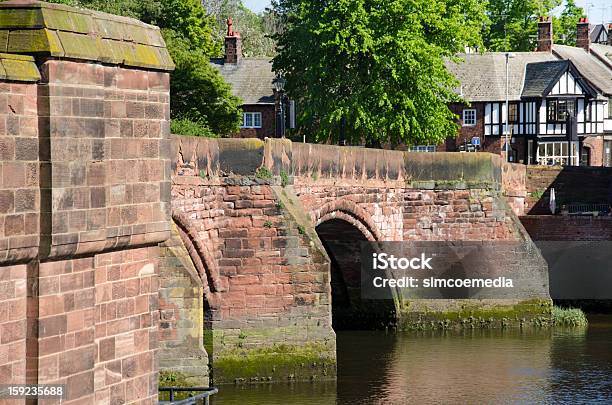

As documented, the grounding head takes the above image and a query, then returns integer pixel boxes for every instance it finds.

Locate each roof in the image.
[522,60,570,98]
[590,43,612,67]
[446,52,556,102]
[553,44,612,96]
[210,58,275,105]
[0,52,40,82]
[0,0,174,71]
[590,24,607,43]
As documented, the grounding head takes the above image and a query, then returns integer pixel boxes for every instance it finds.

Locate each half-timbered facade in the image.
[444,18,612,167]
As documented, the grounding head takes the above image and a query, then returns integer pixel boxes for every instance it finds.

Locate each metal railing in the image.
[159,387,218,405]
[565,203,610,215]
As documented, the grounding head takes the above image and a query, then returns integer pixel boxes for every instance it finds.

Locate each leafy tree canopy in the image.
[44,0,241,136]
[553,0,586,46]
[483,0,585,51]
[272,0,486,145]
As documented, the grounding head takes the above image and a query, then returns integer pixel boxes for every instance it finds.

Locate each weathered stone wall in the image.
[0,1,174,403]
[520,216,612,241]
[167,136,549,384]
[525,165,612,214]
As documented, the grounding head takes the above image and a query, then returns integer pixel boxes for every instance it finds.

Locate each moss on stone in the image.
[398,299,553,330]
[212,343,336,384]
[0,53,40,82]
[0,1,174,71]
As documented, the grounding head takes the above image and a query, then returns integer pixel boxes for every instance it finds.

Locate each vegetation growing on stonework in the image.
[271,0,486,146]
[44,0,242,137]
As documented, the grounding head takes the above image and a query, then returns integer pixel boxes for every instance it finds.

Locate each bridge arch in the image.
[172,213,224,299]
[310,199,383,242]
[313,205,397,330]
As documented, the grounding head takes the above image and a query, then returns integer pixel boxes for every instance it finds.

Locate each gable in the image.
[548,71,583,95]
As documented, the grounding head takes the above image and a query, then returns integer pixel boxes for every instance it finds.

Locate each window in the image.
[463,109,476,126]
[547,99,575,123]
[241,112,262,128]
[536,141,578,166]
[508,103,518,123]
[608,97,612,118]
[409,145,436,152]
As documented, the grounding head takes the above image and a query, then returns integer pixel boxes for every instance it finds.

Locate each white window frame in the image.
[536,141,579,166]
[462,109,476,126]
[241,112,262,129]
[409,145,436,152]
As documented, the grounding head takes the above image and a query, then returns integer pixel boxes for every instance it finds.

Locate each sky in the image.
[242,0,612,24]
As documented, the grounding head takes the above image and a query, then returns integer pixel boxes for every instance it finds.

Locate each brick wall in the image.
[0,264,27,385]
[0,80,40,263]
[520,216,612,241]
[525,166,612,214]
[0,2,174,403]
[32,248,159,404]
[236,104,275,139]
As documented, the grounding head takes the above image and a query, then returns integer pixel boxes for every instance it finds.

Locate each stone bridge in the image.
[0,2,549,401]
[161,137,549,385]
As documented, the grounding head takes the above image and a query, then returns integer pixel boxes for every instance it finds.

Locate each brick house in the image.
[210,18,294,139]
[439,18,612,167]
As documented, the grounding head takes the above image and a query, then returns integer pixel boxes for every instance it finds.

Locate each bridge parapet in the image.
[173,136,503,189]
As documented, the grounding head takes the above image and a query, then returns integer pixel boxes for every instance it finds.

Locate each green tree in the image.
[272,0,486,145]
[553,0,586,46]
[484,0,561,51]
[44,0,241,136]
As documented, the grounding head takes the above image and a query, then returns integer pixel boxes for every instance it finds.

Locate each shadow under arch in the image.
[315,216,398,331]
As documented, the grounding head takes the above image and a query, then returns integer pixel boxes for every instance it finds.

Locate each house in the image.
[589,23,610,45]
[210,18,294,139]
[442,17,612,167]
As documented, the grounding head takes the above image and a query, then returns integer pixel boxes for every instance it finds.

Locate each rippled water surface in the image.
[211,315,612,404]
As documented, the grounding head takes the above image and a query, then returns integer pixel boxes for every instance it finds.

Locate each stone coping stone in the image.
[0,0,174,71]
[172,135,502,186]
[0,51,40,81]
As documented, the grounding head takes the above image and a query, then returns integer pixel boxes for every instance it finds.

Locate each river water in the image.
[212,315,612,404]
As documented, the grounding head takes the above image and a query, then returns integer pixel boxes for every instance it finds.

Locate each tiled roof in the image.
[552,45,612,96]
[590,43,612,67]
[210,58,275,105]
[445,52,557,102]
[522,60,570,98]
[0,52,40,82]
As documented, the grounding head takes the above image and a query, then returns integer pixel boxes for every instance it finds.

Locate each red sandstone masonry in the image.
[0,2,174,403]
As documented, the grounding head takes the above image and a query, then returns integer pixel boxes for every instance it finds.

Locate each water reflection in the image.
[212,317,612,404]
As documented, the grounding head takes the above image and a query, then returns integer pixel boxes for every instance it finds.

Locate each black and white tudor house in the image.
[443,17,612,167]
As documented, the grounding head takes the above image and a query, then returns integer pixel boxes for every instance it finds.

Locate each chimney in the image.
[608,24,612,46]
[224,17,242,64]
[576,17,590,51]
[537,16,553,52]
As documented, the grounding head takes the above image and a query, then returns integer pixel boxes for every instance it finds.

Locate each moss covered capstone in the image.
[0,0,173,70]
[0,52,39,81]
